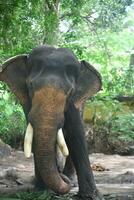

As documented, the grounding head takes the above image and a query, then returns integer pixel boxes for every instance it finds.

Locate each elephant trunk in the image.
[29,86,70,194]
[33,124,70,194]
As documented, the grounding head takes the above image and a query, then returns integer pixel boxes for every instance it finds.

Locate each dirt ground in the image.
[0,151,134,199]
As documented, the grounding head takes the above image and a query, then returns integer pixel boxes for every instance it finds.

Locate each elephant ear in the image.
[73,60,102,108]
[0,55,29,106]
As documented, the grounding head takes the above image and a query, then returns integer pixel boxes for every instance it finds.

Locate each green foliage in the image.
[85,98,134,142]
[17,191,74,200]
[111,112,134,141]
[17,191,52,200]
[0,90,26,146]
[0,0,60,60]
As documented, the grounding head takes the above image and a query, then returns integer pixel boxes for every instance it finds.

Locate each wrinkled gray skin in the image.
[0,45,104,200]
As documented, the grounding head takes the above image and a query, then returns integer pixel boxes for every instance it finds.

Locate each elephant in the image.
[0,45,103,200]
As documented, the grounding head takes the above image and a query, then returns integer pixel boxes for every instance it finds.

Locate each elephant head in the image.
[0,46,101,194]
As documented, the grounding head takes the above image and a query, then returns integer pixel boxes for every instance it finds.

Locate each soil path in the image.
[0,151,134,199]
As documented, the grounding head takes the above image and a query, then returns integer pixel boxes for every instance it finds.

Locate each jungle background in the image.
[0,0,134,199]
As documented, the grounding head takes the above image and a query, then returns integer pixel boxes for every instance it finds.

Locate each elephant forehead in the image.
[32,85,66,112]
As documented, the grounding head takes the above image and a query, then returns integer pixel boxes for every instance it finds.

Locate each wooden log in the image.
[114,96,134,102]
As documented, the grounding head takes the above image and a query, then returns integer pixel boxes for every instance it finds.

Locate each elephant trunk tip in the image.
[42,169,71,195]
[55,181,70,194]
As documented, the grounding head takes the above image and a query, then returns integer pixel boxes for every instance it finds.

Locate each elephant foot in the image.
[74,190,105,200]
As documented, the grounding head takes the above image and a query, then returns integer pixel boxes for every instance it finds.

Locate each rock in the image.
[91,163,108,172]
[84,123,134,155]
[5,167,18,180]
[0,139,12,157]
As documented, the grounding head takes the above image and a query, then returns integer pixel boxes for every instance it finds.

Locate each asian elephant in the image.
[0,45,103,200]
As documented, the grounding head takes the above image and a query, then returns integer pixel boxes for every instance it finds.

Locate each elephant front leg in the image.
[64,103,104,200]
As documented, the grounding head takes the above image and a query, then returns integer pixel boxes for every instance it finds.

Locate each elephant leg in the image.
[64,103,103,200]
[63,105,85,182]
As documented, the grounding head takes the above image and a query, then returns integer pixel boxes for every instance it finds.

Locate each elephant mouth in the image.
[23,86,70,194]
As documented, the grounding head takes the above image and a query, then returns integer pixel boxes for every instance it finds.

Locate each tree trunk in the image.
[43,0,60,45]
[124,48,134,93]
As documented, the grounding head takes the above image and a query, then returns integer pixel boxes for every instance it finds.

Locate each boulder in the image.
[0,138,12,157]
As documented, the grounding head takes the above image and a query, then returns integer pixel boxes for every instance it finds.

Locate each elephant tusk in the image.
[24,123,33,158]
[57,129,69,157]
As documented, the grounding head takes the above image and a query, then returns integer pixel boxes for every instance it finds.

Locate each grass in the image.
[16,191,74,200]
[0,199,19,200]
[0,191,75,200]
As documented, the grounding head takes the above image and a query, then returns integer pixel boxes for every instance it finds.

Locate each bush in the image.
[85,98,134,143]
[0,89,26,147]
[111,112,134,141]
